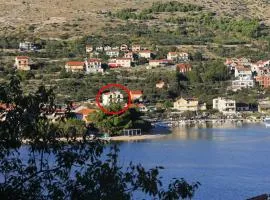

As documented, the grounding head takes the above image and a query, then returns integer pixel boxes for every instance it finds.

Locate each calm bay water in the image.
[118,123,270,200]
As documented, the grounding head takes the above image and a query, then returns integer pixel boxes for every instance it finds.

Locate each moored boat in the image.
[264,117,270,127]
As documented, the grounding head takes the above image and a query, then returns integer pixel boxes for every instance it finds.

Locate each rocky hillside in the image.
[0,0,269,38]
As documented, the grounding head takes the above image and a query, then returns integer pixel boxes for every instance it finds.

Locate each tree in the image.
[0,76,200,199]
[192,51,203,61]
[88,104,152,135]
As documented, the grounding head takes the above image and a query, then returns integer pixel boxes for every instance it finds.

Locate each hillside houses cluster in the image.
[14,42,191,73]
[225,57,270,91]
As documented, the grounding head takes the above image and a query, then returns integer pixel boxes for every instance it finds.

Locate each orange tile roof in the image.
[66,61,84,66]
[16,56,29,59]
[177,63,192,69]
[236,66,251,71]
[77,108,96,116]
[130,90,143,95]
[88,58,102,62]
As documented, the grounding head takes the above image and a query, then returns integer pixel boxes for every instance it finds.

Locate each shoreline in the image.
[109,134,167,141]
[164,118,264,127]
[21,134,168,144]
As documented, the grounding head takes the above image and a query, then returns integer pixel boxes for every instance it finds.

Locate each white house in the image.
[167,52,189,61]
[234,66,252,78]
[231,77,254,91]
[178,52,189,61]
[105,50,119,58]
[112,46,120,50]
[19,42,36,51]
[138,50,153,59]
[115,58,132,68]
[96,46,104,52]
[102,91,123,106]
[85,58,103,73]
[85,45,94,53]
[213,97,236,115]
[120,44,129,51]
[104,46,112,51]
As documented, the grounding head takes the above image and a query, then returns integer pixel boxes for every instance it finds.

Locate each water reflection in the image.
[165,122,261,141]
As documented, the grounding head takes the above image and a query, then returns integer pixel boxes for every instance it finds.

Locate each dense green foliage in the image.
[144,1,202,13]
[88,104,152,135]
[166,13,262,39]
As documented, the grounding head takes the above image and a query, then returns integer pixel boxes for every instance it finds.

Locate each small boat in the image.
[264,117,270,127]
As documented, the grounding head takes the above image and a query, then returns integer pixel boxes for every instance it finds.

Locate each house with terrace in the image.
[65,61,85,72]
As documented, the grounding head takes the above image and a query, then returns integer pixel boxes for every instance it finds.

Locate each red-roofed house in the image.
[14,56,30,70]
[255,75,270,89]
[167,52,189,61]
[130,90,143,101]
[65,61,85,72]
[108,63,121,68]
[167,52,179,61]
[235,66,252,78]
[76,108,97,122]
[176,63,192,73]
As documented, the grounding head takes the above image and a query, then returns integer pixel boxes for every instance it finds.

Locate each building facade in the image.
[14,56,30,70]
[85,58,103,73]
[115,58,132,68]
[173,98,206,112]
[105,50,119,58]
[231,78,254,91]
[213,97,236,115]
[255,75,270,88]
[65,61,85,72]
[102,91,124,106]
